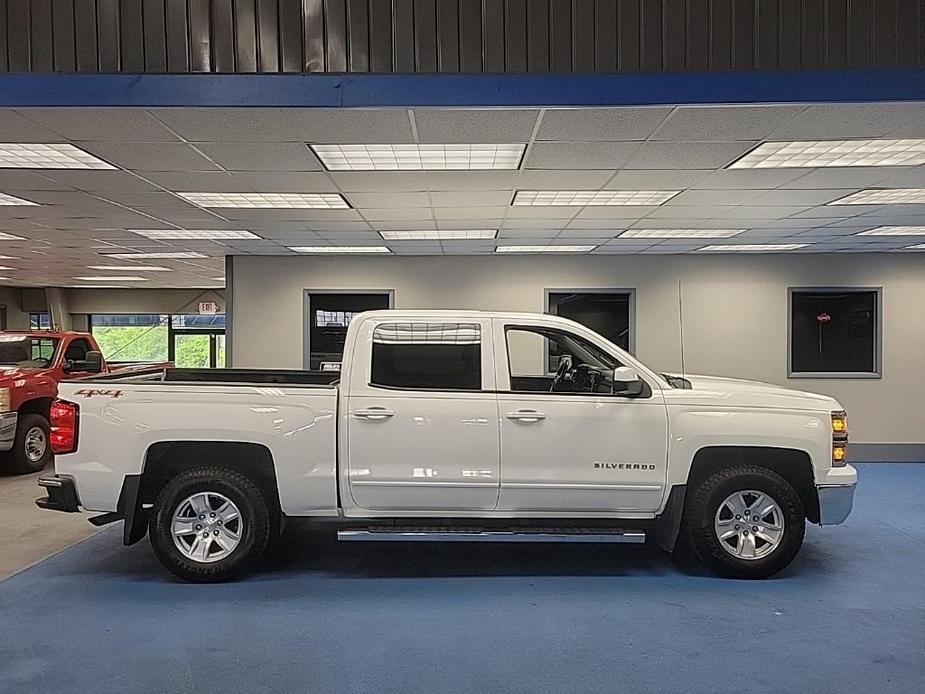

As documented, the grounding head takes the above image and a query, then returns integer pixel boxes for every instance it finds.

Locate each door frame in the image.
[301,289,394,370]
[169,328,224,368]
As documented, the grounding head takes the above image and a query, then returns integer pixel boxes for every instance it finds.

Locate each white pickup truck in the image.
[37,310,856,582]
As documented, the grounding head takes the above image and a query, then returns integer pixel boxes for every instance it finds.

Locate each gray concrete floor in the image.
[0,468,99,579]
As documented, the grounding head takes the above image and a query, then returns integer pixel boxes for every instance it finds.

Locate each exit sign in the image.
[198,301,219,315]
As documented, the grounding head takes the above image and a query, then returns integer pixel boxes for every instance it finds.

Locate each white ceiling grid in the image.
[0,103,922,287]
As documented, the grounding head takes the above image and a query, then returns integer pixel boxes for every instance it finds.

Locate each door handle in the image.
[506,410,546,423]
[353,408,395,420]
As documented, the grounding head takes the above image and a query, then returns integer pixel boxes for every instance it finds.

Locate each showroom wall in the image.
[230,253,925,453]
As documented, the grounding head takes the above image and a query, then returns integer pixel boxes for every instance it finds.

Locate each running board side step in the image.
[337,528,646,544]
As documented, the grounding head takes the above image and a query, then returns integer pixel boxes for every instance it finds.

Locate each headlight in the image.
[831,410,848,467]
[0,387,10,412]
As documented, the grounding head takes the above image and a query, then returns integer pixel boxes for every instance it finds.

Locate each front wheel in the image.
[683,465,805,579]
[1,413,52,475]
[149,467,272,582]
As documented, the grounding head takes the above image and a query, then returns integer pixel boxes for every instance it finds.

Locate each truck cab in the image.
[37,310,857,582]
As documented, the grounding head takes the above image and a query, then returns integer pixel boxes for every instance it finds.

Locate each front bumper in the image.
[35,474,80,513]
[0,410,17,452]
[817,464,857,525]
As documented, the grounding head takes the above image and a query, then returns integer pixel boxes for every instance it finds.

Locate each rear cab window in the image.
[370,322,482,391]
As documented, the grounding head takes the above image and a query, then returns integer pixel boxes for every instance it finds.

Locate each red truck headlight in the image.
[50,399,79,454]
[831,411,848,467]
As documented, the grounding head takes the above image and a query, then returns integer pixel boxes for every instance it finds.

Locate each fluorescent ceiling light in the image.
[178,192,350,209]
[829,189,925,205]
[311,144,525,171]
[379,230,498,240]
[0,143,116,169]
[288,246,391,254]
[131,229,261,240]
[619,229,744,239]
[495,245,596,253]
[698,244,809,252]
[88,265,173,271]
[73,276,148,282]
[0,266,12,270]
[856,226,925,236]
[904,244,925,250]
[512,190,679,206]
[0,232,26,240]
[0,193,38,206]
[729,139,925,169]
[104,252,208,259]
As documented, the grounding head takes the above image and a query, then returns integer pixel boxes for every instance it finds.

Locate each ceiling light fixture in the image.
[512,190,679,206]
[130,229,261,240]
[619,229,744,239]
[904,244,925,250]
[495,245,597,253]
[0,143,116,169]
[73,276,149,282]
[856,226,925,236]
[729,138,925,169]
[104,252,208,259]
[178,192,350,209]
[311,144,525,171]
[829,189,925,205]
[379,230,498,240]
[0,193,38,206]
[288,246,391,254]
[0,232,26,240]
[88,265,173,271]
[697,244,809,252]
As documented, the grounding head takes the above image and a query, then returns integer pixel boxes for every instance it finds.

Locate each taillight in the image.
[831,410,848,467]
[50,399,79,454]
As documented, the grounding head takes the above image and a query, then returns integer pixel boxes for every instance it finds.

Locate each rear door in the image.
[345,316,500,512]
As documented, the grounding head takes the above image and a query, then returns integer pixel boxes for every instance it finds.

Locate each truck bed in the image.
[83,367,340,387]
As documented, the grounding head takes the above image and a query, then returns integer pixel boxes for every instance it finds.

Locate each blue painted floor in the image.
[1,463,923,694]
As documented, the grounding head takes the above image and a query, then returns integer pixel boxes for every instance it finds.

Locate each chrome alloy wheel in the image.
[25,426,47,462]
[171,492,242,563]
[714,489,785,561]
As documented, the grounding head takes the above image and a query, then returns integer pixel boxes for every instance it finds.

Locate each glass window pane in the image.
[548,292,632,356]
[174,334,212,368]
[790,290,878,374]
[507,326,618,394]
[90,314,169,362]
[371,322,481,390]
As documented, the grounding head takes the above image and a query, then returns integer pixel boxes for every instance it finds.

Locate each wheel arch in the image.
[658,445,819,552]
[121,440,280,546]
[17,396,54,419]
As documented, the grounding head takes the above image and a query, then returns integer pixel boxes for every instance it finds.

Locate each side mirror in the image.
[84,351,104,373]
[612,366,645,396]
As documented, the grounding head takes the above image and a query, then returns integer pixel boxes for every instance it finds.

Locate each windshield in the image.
[0,336,59,368]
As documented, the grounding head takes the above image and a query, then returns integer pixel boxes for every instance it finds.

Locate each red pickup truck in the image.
[0,331,166,475]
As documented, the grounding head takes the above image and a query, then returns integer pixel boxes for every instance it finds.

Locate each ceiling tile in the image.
[692,168,810,189]
[605,169,710,190]
[768,104,924,139]
[536,107,672,141]
[430,190,512,207]
[625,142,754,169]
[331,171,430,192]
[668,189,768,205]
[525,141,638,169]
[230,172,337,192]
[346,192,431,208]
[0,110,66,142]
[40,170,163,192]
[651,105,806,141]
[195,143,323,172]
[413,109,539,143]
[22,108,181,142]
[78,143,220,171]
[748,189,855,206]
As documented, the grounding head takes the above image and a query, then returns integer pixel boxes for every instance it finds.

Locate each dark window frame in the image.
[545,288,636,358]
[302,289,394,370]
[787,286,882,379]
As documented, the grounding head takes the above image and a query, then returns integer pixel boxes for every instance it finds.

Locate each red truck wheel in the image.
[2,414,53,475]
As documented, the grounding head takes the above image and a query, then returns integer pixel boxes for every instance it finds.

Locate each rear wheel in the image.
[1,414,52,475]
[683,465,805,579]
[149,467,272,582]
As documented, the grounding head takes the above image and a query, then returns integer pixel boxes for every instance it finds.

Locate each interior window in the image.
[790,290,879,375]
[371,322,481,391]
[506,326,619,394]
[64,338,91,363]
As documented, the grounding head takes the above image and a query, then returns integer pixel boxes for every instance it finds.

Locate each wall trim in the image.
[850,444,925,463]
[225,256,234,368]
[2,69,925,108]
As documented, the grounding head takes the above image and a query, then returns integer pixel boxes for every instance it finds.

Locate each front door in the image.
[345,317,500,512]
[494,319,668,513]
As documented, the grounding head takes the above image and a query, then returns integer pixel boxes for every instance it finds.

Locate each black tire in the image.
[149,466,272,583]
[1,413,52,475]
[682,465,805,579]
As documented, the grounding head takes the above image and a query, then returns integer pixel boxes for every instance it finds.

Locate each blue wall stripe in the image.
[0,69,923,107]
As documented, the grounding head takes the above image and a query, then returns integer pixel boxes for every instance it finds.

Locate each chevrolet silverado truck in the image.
[36,310,857,582]
[0,330,166,475]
